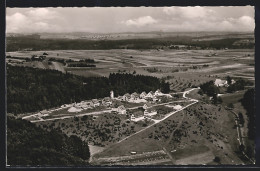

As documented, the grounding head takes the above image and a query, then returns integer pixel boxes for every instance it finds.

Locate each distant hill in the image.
[6,32,254,51]
[7,116,90,166]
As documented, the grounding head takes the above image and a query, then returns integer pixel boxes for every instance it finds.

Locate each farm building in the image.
[38,110,49,117]
[144,109,157,116]
[122,93,131,101]
[130,114,135,120]
[81,103,91,110]
[91,99,100,107]
[155,89,163,96]
[117,96,123,101]
[173,105,182,110]
[140,91,147,99]
[145,91,155,99]
[68,106,82,113]
[130,115,145,122]
[143,103,153,110]
[102,97,112,106]
[117,105,127,114]
[214,79,228,87]
[131,92,140,100]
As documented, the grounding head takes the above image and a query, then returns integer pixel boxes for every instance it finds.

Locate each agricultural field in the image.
[7,33,255,166]
[35,113,155,147]
[6,48,254,92]
[93,102,245,165]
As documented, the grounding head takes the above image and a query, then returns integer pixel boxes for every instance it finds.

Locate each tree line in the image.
[241,88,255,140]
[7,65,169,114]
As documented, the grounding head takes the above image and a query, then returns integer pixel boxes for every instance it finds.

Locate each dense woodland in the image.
[6,36,254,51]
[7,65,168,114]
[7,116,90,166]
[241,88,255,140]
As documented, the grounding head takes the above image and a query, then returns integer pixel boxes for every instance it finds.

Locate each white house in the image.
[91,99,100,107]
[143,103,153,110]
[144,109,157,116]
[130,92,140,100]
[131,115,145,122]
[102,97,112,106]
[155,89,163,96]
[140,91,147,99]
[145,91,154,99]
[214,79,228,87]
[173,105,182,110]
[122,93,131,101]
[130,114,136,120]
[68,106,82,113]
[117,105,127,114]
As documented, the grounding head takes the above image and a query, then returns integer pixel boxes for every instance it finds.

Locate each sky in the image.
[6,6,255,33]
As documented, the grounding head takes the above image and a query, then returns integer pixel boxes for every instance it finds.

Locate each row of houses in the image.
[67,97,114,113]
[117,89,165,103]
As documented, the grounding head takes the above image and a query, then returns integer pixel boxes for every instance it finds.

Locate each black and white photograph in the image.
[5,6,255,166]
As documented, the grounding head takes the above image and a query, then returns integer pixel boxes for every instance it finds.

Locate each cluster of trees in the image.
[199,81,222,104]
[7,65,169,114]
[67,63,96,67]
[48,58,66,65]
[6,35,254,52]
[199,80,220,96]
[108,73,169,95]
[241,88,255,140]
[7,116,90,166]
[227,78,253,93]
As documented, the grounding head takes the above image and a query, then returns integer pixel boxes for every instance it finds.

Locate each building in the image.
[122,93,131,101]
[68,106,82,113]
[173,105,182,110]
[145,91,155,99]
[140,91,147,99]
[102,97,112,106]
[130,115,145,122]
[155,89,163,96]
[214,79,228,87]
[110,90,114,99]
[131,92,140,100]
[91,99,100,107]
[143,103,153,110]
[144,109,157,116]
[130,114,136,120]
[117,105,127,114]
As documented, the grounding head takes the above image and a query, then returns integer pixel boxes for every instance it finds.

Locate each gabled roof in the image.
[123,93,131,97]
[215,79,227,85]
[140,91,147,95]
[147,91,154,95]
[118,105,126,110]
[131,92,139,96]
[103,97,111,101]
[92,99,99,103]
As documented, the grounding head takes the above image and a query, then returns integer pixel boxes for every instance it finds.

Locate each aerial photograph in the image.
[6,6,255,166]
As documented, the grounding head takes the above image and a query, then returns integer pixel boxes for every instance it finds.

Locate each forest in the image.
[7,116,90,166]
[7,65,168,114]
[241,88,255,140]
[6,35,254,51]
